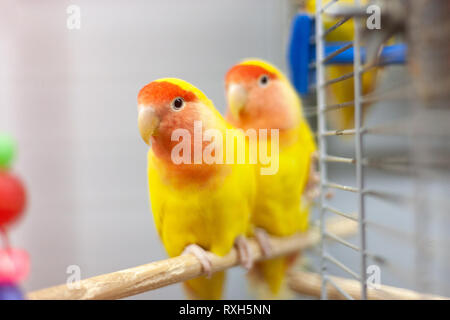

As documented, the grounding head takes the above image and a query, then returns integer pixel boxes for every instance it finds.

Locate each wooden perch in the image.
[28,217,356,300]
[289,271,448,300]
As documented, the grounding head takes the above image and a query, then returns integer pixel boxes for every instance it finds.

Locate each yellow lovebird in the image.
[306,0,379,131]
[225,59,318,296]
[137,78,255,299]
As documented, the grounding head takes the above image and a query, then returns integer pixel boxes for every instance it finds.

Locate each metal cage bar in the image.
[315,0,368,300]
[315,0,329,300]
[353,0,367,299]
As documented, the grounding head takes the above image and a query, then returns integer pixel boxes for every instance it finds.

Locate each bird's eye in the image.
[171,97,185,111]
[258,75,270,87]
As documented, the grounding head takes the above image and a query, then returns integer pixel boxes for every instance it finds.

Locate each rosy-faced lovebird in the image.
[225,60,318,296]
[137,78,256,299]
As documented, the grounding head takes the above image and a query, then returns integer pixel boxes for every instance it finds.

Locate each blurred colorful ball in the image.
[0,133,16,170]
[0,172,26,227]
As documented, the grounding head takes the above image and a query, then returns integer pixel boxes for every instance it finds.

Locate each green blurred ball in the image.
[0,133,16,169]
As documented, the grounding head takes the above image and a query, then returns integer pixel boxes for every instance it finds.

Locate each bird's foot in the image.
[182,244,213,278]
[234,235,253,271]
[254,228,272,257]
[304,151,335,203]
[304,152,320,203]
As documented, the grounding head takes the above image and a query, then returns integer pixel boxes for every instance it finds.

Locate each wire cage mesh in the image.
[302,0,450,300]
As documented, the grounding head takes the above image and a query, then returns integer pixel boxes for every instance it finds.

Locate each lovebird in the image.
[305,0,379,131]
[225,59,318,296]
[137,78,255,300]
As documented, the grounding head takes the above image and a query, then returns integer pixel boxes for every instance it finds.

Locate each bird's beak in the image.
[227,83,247,120]
[138,106,160,145]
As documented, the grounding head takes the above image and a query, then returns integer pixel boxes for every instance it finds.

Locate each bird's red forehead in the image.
[225,64,278,84]
[138,81,197,106]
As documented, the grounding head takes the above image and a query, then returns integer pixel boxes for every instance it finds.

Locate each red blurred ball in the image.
[0,172,26,228]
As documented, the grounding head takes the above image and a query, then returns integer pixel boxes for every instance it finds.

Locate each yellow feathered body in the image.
[251,113,316,296]
[147,130,255,300]
[139,78,256,300]
[252,120,315,236]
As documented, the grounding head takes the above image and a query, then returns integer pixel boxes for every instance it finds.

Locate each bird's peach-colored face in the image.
[137,81,203,159]
[225,64,298,131]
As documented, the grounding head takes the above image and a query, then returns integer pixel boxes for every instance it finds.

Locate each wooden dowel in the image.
[289,271,448,300]
[27,218,357,300]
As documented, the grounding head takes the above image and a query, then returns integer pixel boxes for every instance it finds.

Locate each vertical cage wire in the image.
[314,0,329,300]
[352,0,367,300]
[314,0,368,300]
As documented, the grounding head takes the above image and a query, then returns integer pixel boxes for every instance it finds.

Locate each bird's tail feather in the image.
[248,253,299,298]
[183,271,225,300]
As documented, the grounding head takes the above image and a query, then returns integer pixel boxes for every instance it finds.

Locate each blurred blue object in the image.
[0,283,24,300]
[287,13,407,95]
[323,43,407,65]
[288,13,314,96]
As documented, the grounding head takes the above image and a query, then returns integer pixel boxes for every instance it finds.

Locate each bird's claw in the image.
[182,244,213,278]
[235,235,253,271]
[254,228,272,257]
[304,152,335,202]
[304,152,321,203]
